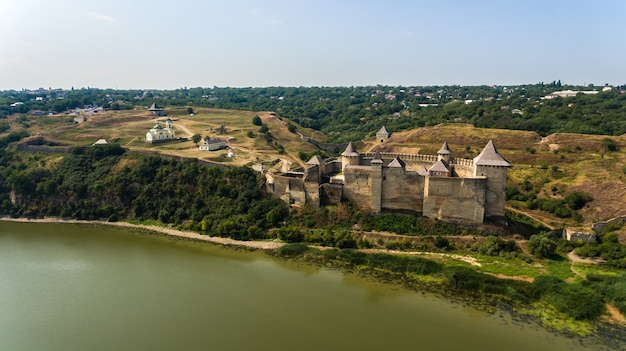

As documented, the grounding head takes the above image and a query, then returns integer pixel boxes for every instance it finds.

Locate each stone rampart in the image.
[342,167,373,210]
[592,216,626,233]
[380,169,424,212]
[424,177,486,223]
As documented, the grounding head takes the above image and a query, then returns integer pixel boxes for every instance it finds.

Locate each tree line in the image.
[2,83,626,143]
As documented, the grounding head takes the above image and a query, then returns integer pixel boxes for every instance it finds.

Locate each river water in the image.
[0,221,619,351]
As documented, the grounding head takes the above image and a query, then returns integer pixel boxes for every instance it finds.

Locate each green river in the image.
[0,221,621,351]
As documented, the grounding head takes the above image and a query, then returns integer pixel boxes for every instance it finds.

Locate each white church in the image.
[146,118,176,143]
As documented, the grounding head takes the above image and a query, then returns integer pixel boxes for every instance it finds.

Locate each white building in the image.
[199,139,227,151]
[146,119,176,143]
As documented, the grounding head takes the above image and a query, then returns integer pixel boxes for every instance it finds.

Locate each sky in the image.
[1,0,625,90]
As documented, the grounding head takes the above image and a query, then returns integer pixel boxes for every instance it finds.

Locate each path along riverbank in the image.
[0,217,284,250]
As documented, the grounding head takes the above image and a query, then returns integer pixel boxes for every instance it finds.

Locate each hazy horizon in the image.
[1,0,625,90]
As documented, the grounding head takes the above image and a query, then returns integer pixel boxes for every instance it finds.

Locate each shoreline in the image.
[0,216,285,250]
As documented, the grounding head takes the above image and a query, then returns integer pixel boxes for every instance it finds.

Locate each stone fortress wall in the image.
[267,127,510,224]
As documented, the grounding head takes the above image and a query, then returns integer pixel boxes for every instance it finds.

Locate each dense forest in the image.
[1,82,625,143]
[0,140,289,241]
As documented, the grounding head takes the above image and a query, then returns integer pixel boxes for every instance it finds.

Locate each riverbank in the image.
[0,217,284,250]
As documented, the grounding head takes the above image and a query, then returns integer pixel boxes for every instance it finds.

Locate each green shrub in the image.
[433,235,450,250]
[603,138,617,151]
[278,243,309,256]
[534,276,605,320]
[277,226,304,243]
[584,275,626,315]
[366,253,442,275]
[533,275,564,294]
[472,236,518,256]
[444,266,485,291]
[528,232,557,258]
[563,191,592,210]
[551,284,605,320]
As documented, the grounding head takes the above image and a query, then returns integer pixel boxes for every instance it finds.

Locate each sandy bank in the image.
[0,217,284,250]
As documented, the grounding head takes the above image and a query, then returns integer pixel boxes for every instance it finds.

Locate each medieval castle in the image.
[267,127,511,224]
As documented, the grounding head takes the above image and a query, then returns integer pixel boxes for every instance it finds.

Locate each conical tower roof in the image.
[437,140,452,155]
[377,126,389,135]
[306,155,322,165]
[148,102,162,111]
[429,159,450,173]
[371,147,384,164]
[341,142,359,157]
[387,157,406,169]
[473,140,511,167]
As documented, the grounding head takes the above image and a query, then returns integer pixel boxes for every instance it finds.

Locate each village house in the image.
[199,139,227,151]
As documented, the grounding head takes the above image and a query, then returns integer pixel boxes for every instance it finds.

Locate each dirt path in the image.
[567,250,605,264]
[0,217,283,250]
[358,248,482,267]
[173,121,194,138]
[505,206,557,230]
[606,304,626,325]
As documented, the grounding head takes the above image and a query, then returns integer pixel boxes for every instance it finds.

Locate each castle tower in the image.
[376,126,390,142]
[304,155,323,183]
[437,140,452,162]
[341,142,360,171]
[165,118,173,130]
[473,140,511,219]
[370,148,384,213]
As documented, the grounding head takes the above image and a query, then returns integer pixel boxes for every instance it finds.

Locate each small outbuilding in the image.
[148,103,166,116]
[199,139,227,151]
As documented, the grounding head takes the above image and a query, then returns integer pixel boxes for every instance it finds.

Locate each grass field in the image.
[5,107,320,168]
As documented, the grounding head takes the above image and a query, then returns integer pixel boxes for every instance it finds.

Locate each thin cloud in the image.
[86,12,116,22]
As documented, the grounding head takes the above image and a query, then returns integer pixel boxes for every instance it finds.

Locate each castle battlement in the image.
[267,128,510,224]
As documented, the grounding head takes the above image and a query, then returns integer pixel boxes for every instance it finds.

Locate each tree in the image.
[252,115,262,126]
[602,138,617,151]
[187,107,194,115]
[217,124,227,134]
[203,135,211,142]
[528,232,557,258]
[259,124,268,133]
[564,191,592,210]
[192,134,202,145]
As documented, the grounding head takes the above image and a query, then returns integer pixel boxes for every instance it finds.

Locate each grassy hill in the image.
[4,108,626,235]
[3,107,320,168]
